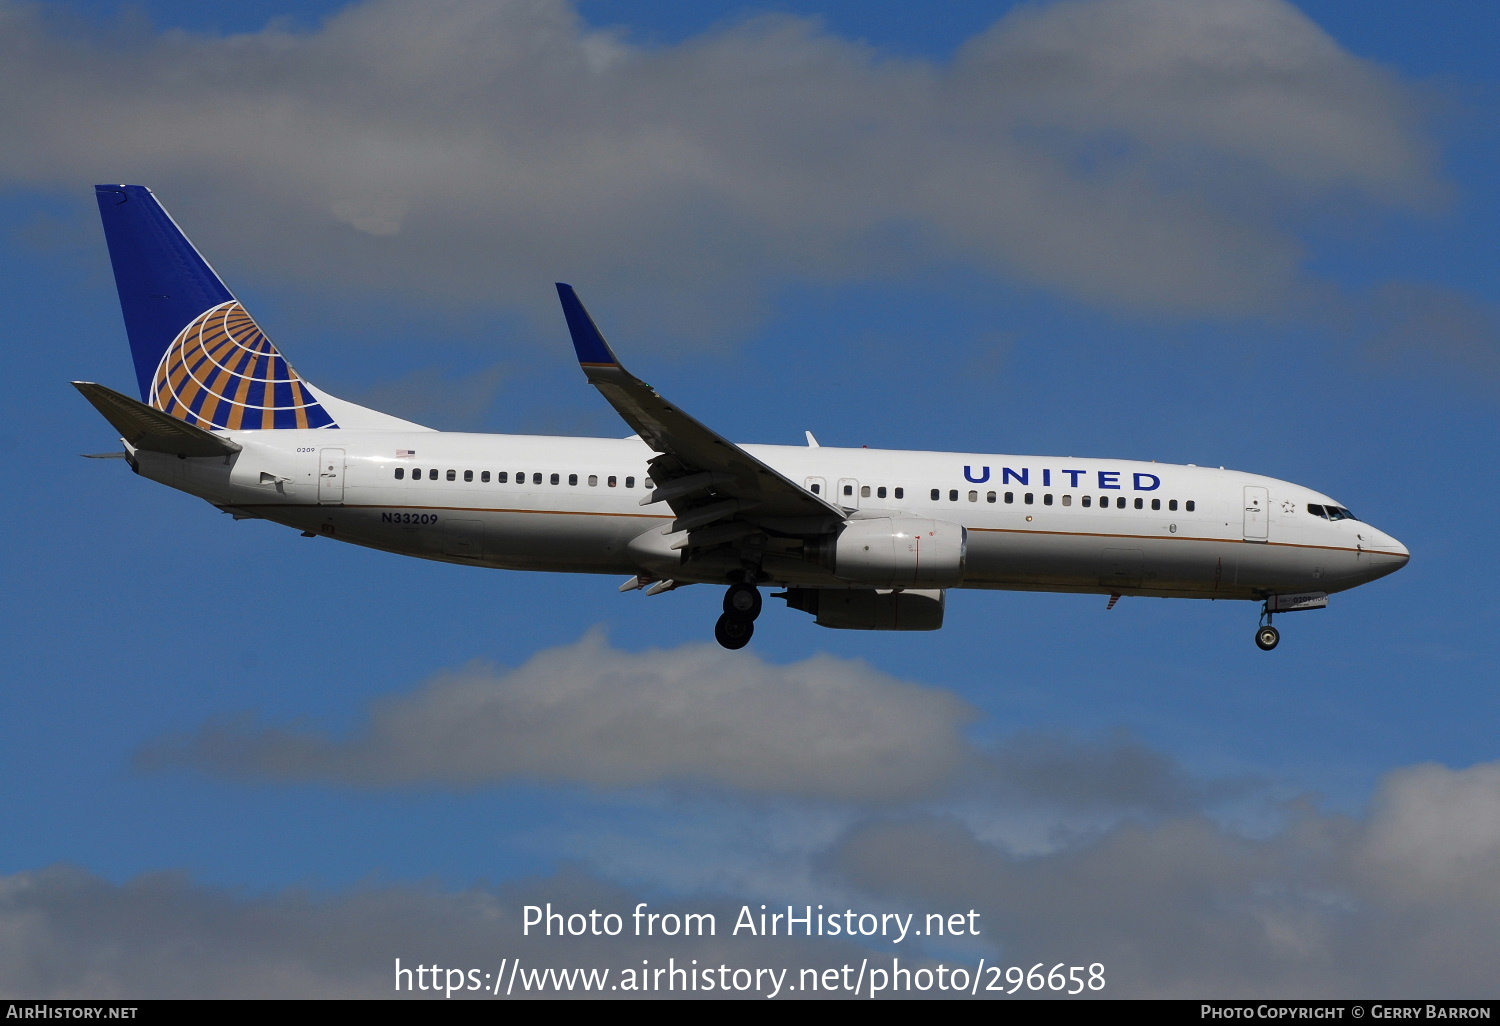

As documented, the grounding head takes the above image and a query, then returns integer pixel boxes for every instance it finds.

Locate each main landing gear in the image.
[715,580,762,650]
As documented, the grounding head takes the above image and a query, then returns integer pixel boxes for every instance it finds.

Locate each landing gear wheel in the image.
[724,583,762,620]
[1255,625,1280,651]
[715,613,754,650]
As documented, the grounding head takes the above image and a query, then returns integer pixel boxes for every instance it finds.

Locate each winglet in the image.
[556,283,621,368]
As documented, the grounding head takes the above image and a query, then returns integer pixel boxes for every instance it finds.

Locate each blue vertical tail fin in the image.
[94,184,345,431]
[95,184,336,430]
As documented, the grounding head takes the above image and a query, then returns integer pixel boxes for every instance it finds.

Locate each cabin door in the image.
[1243,486,1269,542]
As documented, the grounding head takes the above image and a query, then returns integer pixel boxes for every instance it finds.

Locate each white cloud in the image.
[140,629,977,801]
[129,631,1500,997]
[831,760,1500,997]
[12,760,1500,997]
[0,0,1437,339]
[958,0,1428,200]
[1359,760,1500,901]
[0,866,869,998]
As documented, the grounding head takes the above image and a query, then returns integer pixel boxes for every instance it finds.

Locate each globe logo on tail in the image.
[149,301,337,430]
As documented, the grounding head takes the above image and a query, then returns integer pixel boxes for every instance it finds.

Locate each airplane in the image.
[76,185,1409,651]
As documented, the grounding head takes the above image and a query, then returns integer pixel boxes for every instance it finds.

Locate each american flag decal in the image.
[396,449,417,457]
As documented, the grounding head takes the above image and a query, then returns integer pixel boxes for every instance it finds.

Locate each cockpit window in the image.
[1308,503,1359,522]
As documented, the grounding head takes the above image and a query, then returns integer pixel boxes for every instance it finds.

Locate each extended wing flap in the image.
[73,381,242,458]
[556,284,841,523]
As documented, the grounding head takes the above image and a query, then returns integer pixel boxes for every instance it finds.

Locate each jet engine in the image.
[823,518,966,588]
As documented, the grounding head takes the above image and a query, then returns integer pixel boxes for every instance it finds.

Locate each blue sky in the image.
[2,0,1499,998]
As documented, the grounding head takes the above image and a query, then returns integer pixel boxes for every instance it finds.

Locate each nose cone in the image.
[1358,525,1409,581]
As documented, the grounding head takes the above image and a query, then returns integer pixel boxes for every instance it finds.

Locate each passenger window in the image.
[550,473,560,485]
[1116,497,1126,509]
[811,483,821,494]
[394,467,404,480]
[844,484,853,496]
[1043,494,1053,506]
[1062,494,1072,506]
[532,473,542,485]
[626,477,635,488]
[1082,495,1091,507]
[877,486,887,498]
[446,469,456,482]
[1005,491,1014,503]
[930,489,940,500]
[588,475,598,486]
[481,471,490,483]
[894,488,904,499]
[1134,497,1143,509]
[949,489,959,501]
[1168,499,1177,511]
[987,491,996,503]
[1151,498,1160,510]
[608,476,617,487]
[498,472,508,484]
[1186,500,1196,512]
[1024,493,1034,504]
[464,470,473,482]
[861,485,871,498]
[569,474,578,486]
[429,469,439,481]
[645,477,653,488]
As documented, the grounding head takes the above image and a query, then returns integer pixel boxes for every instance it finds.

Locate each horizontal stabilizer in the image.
[73,381,242,458]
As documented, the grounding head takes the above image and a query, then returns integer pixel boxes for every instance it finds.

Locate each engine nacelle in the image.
[831,518,966,588]
[782,588,946,631]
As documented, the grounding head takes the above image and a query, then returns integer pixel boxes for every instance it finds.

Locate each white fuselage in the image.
[132,428,1409,602]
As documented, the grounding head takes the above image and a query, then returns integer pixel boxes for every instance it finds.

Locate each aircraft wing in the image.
[556,284,844,535]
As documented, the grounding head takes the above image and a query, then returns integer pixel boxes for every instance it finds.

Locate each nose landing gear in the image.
[1255,597,1281,651]
[715,580,763,650]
